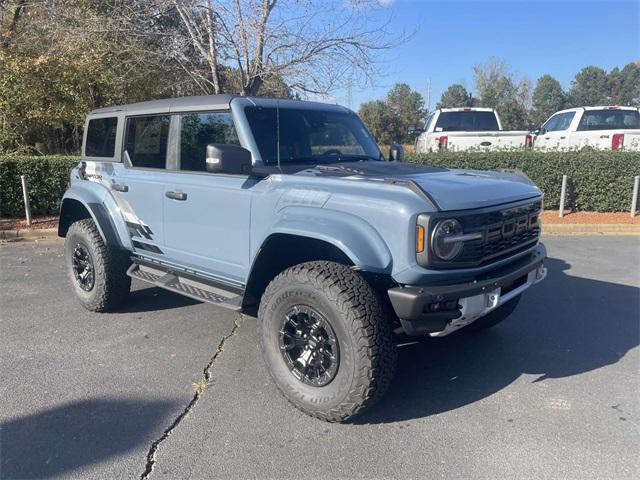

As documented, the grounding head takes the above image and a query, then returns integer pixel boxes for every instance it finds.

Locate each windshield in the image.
[577,109,640,131]
[244,106,383,165]
[435,111,500,132]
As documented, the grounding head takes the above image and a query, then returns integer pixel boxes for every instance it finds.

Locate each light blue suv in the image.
[59,94,547,421]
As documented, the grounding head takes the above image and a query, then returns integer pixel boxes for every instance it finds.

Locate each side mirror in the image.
[407,123,424,136]
[389,144,404,162]
[206,144,252,174]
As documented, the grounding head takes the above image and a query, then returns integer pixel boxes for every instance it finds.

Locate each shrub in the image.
[408,150,640,212]
[1,151,639,218]
[0,156,79,217]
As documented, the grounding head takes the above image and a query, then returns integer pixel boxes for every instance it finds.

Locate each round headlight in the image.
[432,219,464,260]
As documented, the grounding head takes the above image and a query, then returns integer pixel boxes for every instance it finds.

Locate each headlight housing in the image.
[432,219,464,261]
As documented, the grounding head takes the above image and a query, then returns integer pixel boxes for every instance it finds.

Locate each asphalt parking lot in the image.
[1,235,638,479]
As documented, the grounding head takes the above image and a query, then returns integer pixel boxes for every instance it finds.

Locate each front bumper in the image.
[388,243,547,336]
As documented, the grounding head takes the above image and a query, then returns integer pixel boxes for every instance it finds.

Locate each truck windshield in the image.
[245,106,383,165]
[435,111,500,132]
[577,109,640,131]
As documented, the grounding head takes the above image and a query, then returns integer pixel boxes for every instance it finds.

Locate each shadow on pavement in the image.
[1,398,179,479]
[117,286,200,313]
[353,256,639,424]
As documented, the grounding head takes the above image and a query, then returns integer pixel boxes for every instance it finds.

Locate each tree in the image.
[608,62,640,106]
[0,0,192,153]
[531,74,566,126]
[170,0,406,96]
[385,83,424,143]
[568,66,609,106]
[473,58,531,129]
[358,83,423,145]
[437,84,475,109]
[358,100,397,145]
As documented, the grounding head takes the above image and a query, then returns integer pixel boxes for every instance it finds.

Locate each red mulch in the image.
[0,216,59,231]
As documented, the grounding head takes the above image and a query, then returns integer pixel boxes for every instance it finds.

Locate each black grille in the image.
[427,199,542,268]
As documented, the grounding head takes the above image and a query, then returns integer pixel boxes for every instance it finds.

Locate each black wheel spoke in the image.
[279,304,340,387]
[72,243,95,292]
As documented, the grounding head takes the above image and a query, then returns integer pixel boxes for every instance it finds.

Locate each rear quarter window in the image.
[85,117,118,158]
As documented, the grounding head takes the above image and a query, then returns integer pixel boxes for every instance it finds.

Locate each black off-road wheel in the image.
[64,218,131,312]
[258,261,397,422]
[463,296,521,333]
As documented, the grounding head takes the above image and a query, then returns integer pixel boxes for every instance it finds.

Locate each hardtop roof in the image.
[88,94,351,116]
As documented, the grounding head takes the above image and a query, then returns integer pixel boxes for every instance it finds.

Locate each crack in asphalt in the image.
[139,314,242,479]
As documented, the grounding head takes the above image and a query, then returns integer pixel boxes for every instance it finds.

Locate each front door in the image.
[162,111,254,285]
[118,114,171,259]
[536,112,574,150]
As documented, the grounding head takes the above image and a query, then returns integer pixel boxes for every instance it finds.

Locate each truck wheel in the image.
[64,218,131,312]
[258,261,397,422]
[464,296,521,333]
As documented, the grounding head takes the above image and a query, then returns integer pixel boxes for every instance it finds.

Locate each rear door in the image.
[161,111,253,284]
[118,114,171,258]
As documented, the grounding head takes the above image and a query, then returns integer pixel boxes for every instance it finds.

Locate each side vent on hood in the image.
[383,178,441,211]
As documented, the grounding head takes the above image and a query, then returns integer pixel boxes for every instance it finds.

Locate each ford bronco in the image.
[59,94,547,422]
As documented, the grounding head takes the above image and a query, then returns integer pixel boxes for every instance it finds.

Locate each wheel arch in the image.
[243,233,355,308]
[58,184,131,249]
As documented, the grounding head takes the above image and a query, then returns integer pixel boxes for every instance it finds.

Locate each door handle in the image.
[560,136,566,140]
[165,191,187,201]
[112,182,129,192]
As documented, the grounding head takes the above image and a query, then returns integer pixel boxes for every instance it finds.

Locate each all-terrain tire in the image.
[258,261,397,422]
[463,295,521,333]
[64,218,131,312]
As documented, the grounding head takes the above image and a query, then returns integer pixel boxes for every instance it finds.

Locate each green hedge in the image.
[1,152,639,217]
[408,150,640,212]
[0,156,79,217]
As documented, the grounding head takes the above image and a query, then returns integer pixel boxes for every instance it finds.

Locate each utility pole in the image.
[347,79,353,110]
[426,78,432,115]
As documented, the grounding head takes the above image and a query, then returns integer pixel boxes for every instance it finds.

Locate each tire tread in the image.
[259,261,396,422]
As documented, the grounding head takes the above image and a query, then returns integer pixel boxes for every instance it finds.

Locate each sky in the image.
[325,0,640,110]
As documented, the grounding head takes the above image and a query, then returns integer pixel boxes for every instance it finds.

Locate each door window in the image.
[124,115,170,169]
[543,113,563,132]
[423,113,434,131]
[554,112,575,131]
[179,112,239,172]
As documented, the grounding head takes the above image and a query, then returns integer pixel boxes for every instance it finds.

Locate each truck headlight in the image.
[432,219,464,260]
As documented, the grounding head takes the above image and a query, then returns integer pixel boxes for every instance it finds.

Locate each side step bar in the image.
[127,258,244,311]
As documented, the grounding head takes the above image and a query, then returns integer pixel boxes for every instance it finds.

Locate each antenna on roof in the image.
[276,98,281,171]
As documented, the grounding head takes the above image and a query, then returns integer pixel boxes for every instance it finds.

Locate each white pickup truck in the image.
[413,107,532,153]
[533,106,640,151]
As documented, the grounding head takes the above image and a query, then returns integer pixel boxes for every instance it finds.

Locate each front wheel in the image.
[64,219,131,312]
[258,261,397,422]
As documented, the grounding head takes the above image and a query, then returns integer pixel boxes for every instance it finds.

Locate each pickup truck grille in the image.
[423,199,542,269]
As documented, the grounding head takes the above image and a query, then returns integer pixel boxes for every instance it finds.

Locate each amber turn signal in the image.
[416,225,425,253]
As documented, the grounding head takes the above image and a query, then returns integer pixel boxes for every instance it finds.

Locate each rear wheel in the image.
[258,261,397,422]
[464,296,521,333]
[64,219,131,312]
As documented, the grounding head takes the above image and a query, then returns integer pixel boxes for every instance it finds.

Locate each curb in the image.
[542,224,640,235]
[0,227,60,242]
